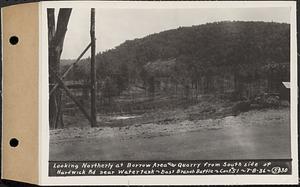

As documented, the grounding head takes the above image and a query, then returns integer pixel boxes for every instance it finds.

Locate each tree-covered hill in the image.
[96,21,288,74]
[65,21,290,100]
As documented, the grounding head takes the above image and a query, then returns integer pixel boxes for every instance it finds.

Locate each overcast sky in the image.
[58,7,290,59]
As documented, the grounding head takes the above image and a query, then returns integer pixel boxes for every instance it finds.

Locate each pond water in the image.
[96,114,140,121]
[111,115,140,120]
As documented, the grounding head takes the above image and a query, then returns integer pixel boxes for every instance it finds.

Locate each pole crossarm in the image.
[49,66,92,123]
[49,42,93,96]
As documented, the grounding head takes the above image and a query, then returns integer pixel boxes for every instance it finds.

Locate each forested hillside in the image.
[63,21,290,109]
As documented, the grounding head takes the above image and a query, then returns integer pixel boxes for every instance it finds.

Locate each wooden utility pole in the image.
[90,8,97,127]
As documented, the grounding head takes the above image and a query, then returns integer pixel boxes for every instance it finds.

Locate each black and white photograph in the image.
[42,1,297,184]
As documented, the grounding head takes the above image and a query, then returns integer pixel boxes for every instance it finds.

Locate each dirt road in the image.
[50,108,290,160]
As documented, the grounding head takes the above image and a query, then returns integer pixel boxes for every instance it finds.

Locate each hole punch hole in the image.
[9,138,19,147]
[9,36,19,45]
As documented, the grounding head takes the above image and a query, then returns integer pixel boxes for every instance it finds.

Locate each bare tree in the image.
[48,8,72,129]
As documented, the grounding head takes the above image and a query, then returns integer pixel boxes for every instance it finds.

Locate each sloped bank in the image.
[50,107,290,160]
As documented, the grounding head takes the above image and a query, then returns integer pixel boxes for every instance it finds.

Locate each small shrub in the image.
[265,95,280,107]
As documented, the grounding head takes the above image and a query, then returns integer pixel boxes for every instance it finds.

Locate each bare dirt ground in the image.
[50,107,290,161]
